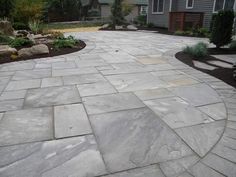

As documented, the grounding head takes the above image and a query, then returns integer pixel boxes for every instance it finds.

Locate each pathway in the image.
[0,31,235,177]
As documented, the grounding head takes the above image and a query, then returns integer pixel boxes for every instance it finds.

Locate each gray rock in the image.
[24,86,81,108]
[0,107,53,146]
[54,104,92,138]
[18,44,49,57]
[127,25,138,30]
[0,20,14,35]
[0,45,17,56]
[90,108,193,172]
[115,25,123,30]
[101,24,110,29]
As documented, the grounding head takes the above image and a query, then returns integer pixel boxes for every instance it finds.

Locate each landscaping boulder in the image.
[115,25,123,30]
[18,44,49,57]
[0,21,14,36]
[127,25,138,30]
[0,45,17,56]
[101,24,110,29]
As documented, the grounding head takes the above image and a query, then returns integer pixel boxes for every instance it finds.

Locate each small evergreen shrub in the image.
[147,23,155,28]
[0,34,12,44]
[229,41,236,50]
[53,35,78,50]
[9,37,33,48]
[210,10,235,48]
[183,42,208,58]
[111,0,125,27]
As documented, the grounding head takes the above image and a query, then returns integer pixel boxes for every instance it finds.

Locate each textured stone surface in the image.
[0,108,53,146]
[77,82,116,97]
[90,108,193,172]
[41,77,63,88]
[103,165,165,177]
[198,103,227,120]
[52,67,98,77]
[24,86,81,108]
[145,97,214,129]
[54,104,92,138]
[83,93,145,115]
[0,135,107,177]
[134,88,174,100]
[5,79,41,91]
[176,121,225,157]
[0,99,23,112]
[12,69,51,81]
[0,90,26,101]
[170,84,221,106]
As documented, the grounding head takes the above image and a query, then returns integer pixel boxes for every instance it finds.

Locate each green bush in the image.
[9,37,33,48]
[210,10,235,48]
[28,20,42,34]
[13,22,29,30]
[194,28,210,37]
[229,41,236,50]
[0,34,12,44]
[111,0,125,27]
[135,15,147,26]
[53,35,78,50]
[183,42,208,58]
[147,23,155,28]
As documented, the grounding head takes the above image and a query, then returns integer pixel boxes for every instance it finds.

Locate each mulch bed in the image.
[0,40,86,64]
[175,49,236,88]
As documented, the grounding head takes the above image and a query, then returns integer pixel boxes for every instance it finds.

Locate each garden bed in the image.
[175,50,236,88]
[0,40,86,64]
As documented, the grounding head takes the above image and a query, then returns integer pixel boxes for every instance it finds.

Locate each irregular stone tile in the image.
[0,107,53,146]
[226,121,236,130]
[54,104,92,138]
[83,93,145,115]
[159,74,199,87]
[134,88,174,100]
[12,69,51,81]
[0,113,3,121]
[103,165,165,177]
[202,153,236,177]
[24,86,81,108]
[0,135,107,177]
[176,172,194,177]
[77,82,117,97]
[0,62,35,72]
[198,103,227,120]
[99,53,136,63]
[52,61,76,69]
[0,71,15,77]
[0,90,26,101]
[144,64,175,71]
[90,108,193,172]
[41,77,63,88]
[63,73,106,85]
[188,162,224,177]
[160,155,199,177]
[0,76,10,86]
[212,128,236,163]
[5,79,41,91]
[0,99,23,112]
[52,67,98,77]
[75,59,107,67]
[106,73,167,92]
[137,57,167,65]
[144,97,214,129]
[170,84,221,106]
[96,65,114,71]
[151,70,183,77]
[35,63,51,69]
[175,121,225,157]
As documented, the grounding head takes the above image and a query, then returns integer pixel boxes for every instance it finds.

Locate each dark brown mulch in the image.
[0,41,86,64]
[175,50,236,88]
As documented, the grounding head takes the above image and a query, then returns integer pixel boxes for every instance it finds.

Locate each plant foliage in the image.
[111,0,125,27]
[183,42,208,58]
[9,37,33,48]
[0,0,15,18]
[210,10,235,48]
[53,35,78,50]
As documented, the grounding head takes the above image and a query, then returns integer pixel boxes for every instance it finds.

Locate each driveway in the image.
[0,31,235,177]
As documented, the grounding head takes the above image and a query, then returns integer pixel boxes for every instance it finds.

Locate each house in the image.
[81,0,148,21]
[148,0,236,31]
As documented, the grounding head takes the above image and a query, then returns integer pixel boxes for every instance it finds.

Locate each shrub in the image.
[147,23,155,28]
[28,20,42,34]
[9,37,33,48]
[50,31,64,39]
[13,22,29,30]
[194,28,210,37]
[229,41,236,50]
[210,10,235,48]
[134,15,147,26]
[111,0,125,28]
[183,42,208,58]
[53,35,78,50]
[0,34,12,44]
[0,0,14,18]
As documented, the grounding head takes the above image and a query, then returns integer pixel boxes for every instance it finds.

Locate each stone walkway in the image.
[0,31,235,177]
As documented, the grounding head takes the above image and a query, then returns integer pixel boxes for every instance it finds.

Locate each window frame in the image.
[152,0,165,14]
[213,0,236,13]
[186,0,194,9]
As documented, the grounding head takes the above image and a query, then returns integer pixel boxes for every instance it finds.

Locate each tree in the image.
[0,0,15,18]
[210,10,235,49]
[111,0,125,28]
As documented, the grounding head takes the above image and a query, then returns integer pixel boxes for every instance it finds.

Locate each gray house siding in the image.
[148,0,170,28]
[176,0,215,28]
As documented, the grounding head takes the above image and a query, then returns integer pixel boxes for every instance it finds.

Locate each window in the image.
[186,0,194,9]
[152,0,165,14]
[140,6,148,15]
[213,0,235,12]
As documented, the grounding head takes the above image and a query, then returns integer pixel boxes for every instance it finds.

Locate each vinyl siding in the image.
[148,0,170,28]
[176,0,215,28]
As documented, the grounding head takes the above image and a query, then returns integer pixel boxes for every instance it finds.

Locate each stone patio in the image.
[0,31,235,177]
